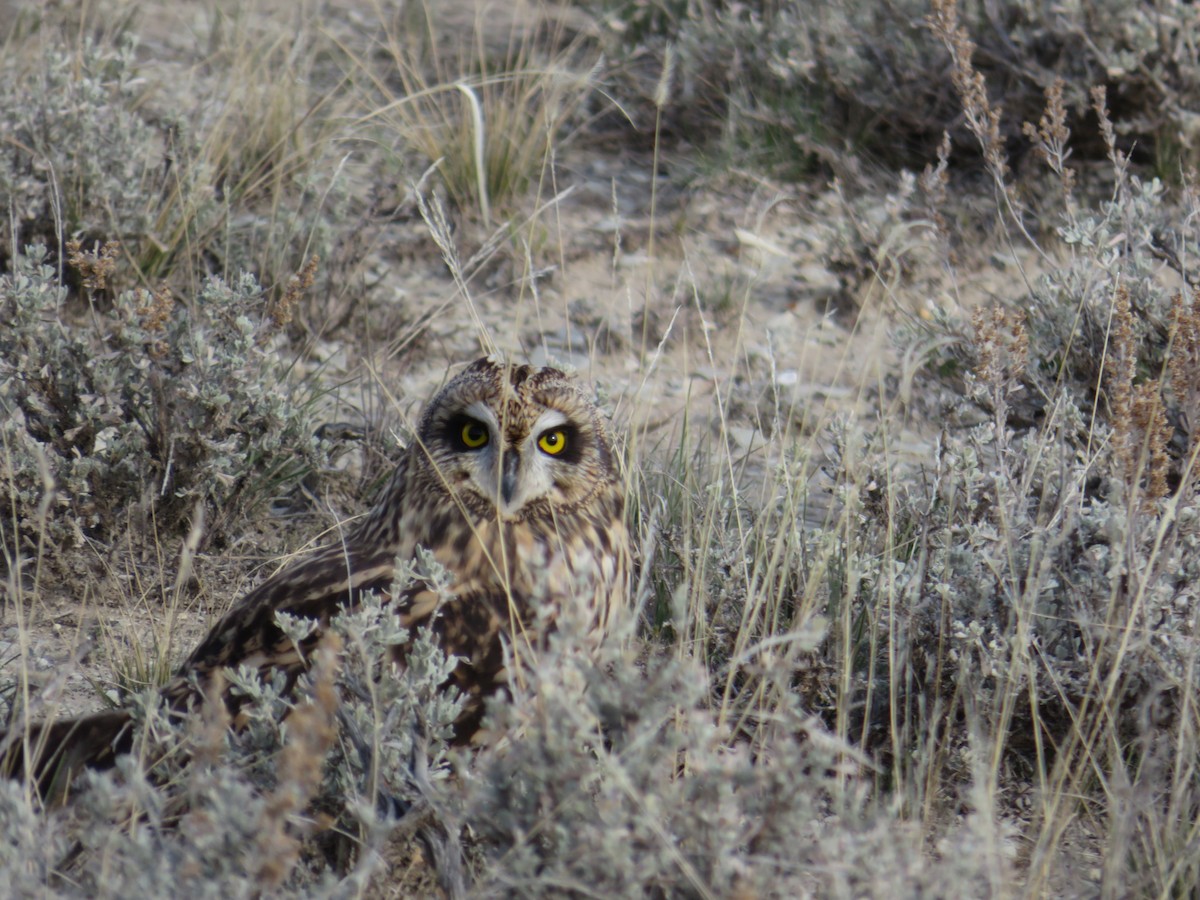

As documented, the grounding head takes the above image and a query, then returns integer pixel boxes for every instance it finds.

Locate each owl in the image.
[3,357,630,797]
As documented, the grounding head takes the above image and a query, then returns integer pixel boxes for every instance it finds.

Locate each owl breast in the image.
[395,500,625,737]
[420,502,628,646]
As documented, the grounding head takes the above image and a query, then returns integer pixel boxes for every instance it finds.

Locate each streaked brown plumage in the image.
[3,357,630,798]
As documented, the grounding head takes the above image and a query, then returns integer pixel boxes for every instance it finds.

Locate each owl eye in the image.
[537,429,567,456]
[459,420,489,449]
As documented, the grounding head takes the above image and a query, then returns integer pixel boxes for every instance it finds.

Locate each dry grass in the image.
[346,1,602,231]
[4,0,1200,896]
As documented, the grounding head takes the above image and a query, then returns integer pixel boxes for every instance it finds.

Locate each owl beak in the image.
[500,450,520,506]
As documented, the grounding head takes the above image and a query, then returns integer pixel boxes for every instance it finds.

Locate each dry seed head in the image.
[1040,80,1070,149]
[1107,282,1168,503]
[1130,383,1171,503]
[654,43,675,110]
[136,283,175,333]
[1090,85,1128,175]
[66,239,121,294]
[1167,288,1200,475]
[189,670,231,769]
[971,305,1027,385]
[920,131,953,246]
[253,631,341,888]
[1110,283,1135,424]
[1167,289,1200,406]
[929,0,1009,183]
[1022,79,1075,196]
[133,283,175,359]
[261,254,319,342]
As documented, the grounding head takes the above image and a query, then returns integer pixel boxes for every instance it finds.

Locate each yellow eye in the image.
[537,429,567,455]
[460,421,489,449]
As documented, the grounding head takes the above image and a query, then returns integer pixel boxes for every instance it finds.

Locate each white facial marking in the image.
[458,401,578,520]
[531,409,568,435]
[465,400,498,430]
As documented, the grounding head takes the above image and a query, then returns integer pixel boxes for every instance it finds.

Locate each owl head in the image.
[413,357,618,521]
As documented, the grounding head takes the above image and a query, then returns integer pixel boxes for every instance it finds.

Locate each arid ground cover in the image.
[3,1,1200,896]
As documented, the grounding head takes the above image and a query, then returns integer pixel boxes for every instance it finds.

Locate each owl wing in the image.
[165,541,400,708]
[169,532,517,746]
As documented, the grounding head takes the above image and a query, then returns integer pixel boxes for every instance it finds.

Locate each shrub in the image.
[586,0,1200,174]
[0,35,221,280]
[885,20,1200,745]
[0,245,329,564]
[447,611,1020,897]
[823,28,1200,894]
[0,574,463,896]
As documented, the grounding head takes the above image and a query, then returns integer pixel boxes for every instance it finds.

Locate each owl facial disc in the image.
[455,402,574,519]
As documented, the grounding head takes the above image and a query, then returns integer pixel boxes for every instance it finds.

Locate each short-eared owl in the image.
[4,357,630,796]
